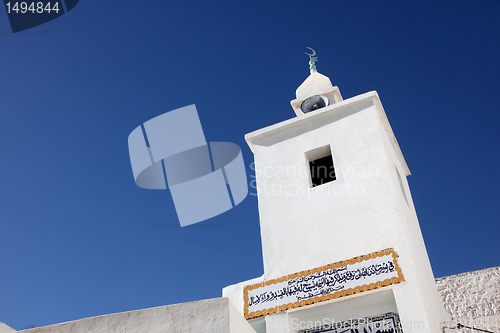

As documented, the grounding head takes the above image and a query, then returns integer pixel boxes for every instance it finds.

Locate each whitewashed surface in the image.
[436,266,499,333]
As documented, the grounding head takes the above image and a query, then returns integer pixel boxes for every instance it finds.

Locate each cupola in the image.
[290,48,343,116]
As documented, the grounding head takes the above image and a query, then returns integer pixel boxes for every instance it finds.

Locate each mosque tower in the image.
[223,49,449,333]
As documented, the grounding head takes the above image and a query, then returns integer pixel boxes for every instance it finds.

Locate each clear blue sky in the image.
[1,0,499,330]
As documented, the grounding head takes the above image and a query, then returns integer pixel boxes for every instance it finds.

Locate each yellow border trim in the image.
[243,248,404,319]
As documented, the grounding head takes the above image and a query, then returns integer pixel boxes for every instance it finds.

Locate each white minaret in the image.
[224,52,448,333]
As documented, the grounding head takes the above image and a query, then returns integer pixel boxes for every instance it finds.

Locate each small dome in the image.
[295,71,334,101]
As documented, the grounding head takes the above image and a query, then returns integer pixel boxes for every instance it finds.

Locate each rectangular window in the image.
[306,145,336,187]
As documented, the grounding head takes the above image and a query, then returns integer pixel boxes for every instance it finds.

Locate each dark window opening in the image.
[310,155,336,187]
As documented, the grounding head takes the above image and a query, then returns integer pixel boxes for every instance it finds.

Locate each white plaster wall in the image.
[0,322,16,333]
[265,313,291,333]
[229,299,259,333]
[248,99,407,280]
[16,297,256,333]
[223,275,264,317]
[436,267,499,333]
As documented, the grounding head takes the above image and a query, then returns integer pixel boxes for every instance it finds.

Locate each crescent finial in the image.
[305,47,316,57]
[305,47,318,73]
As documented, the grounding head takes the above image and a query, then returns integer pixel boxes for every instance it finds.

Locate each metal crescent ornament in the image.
[305,47,316,57]
[305,47,318,72]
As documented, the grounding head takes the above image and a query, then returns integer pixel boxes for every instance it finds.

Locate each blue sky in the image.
[1,0,499,330]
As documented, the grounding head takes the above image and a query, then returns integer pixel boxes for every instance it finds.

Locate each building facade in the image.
[2,64,498,333]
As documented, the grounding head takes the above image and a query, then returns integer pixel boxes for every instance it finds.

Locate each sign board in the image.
[244,248,404,319]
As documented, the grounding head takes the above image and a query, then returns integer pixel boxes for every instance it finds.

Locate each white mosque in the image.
[1,55,498,333]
